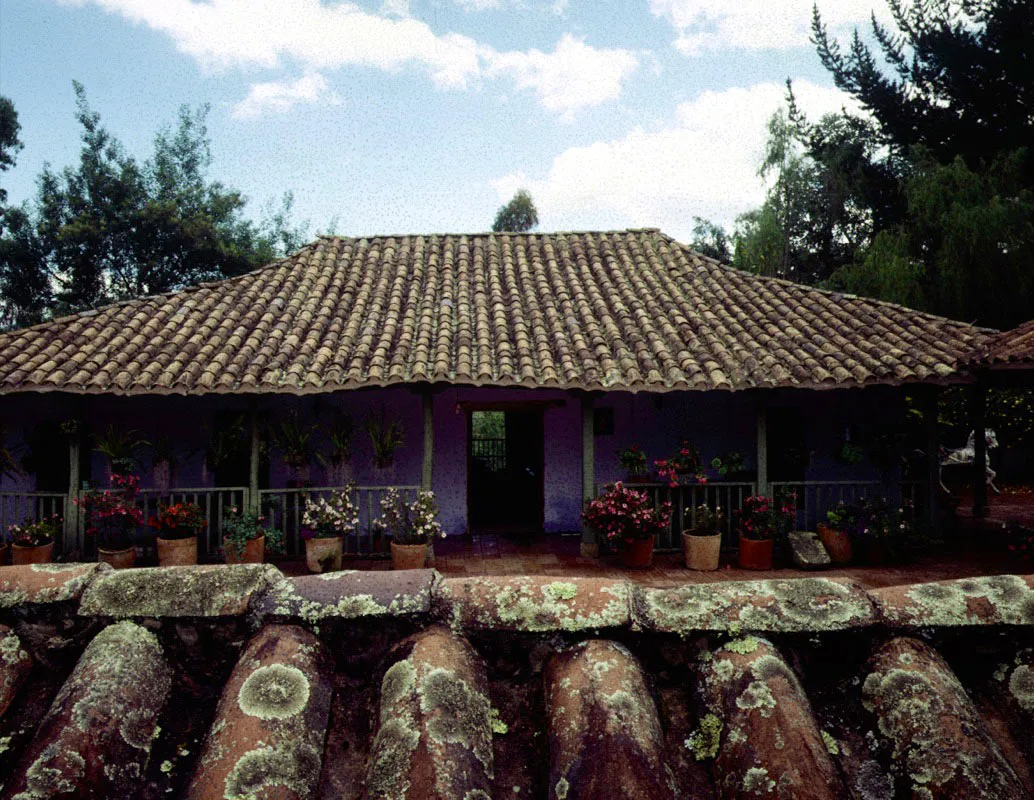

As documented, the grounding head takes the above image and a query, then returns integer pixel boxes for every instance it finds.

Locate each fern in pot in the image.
[366,413,404,483]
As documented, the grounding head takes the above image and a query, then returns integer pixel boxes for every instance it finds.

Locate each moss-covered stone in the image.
[635,577,874,634]
[862,636,1026,799]
[686,713,723,761]
[872,574,1034,628]
[79,564,281,618]
[0,563,108,609]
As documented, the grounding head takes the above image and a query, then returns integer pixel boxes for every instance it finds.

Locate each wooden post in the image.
[66,428,81,554]
[580,394,597,557]
[422,389,434,492]
[755,399,768,497]
[249,409,260,514]
[972,380,988,518]
[920,386,941,537]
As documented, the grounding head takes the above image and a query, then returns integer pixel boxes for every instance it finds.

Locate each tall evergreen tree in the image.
[491,189,539,232]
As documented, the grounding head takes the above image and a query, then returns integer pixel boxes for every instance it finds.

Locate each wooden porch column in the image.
[248,409,260,514]
[65,427,81,554]
[580,394,597,557]
[755,399,768,497]
[421,389,434,492]
[920,386,941,536]
[971,380,988,518]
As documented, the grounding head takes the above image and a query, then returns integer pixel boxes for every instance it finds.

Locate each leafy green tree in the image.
[688,216,731,262]
[0,84,309,328]
[491,189,539,232]
[0,96,23,204]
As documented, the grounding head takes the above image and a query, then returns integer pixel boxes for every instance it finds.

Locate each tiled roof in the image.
[1,565,1032,799]
[0,230,992,396]
[974,319,1034,368]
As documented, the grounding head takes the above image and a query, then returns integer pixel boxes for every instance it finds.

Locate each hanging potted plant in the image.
[655,440,705,487]
[617,445,649,483]
[375,488,445,570]
[709,451,748,482]
[818,502,857,564]
[94,425,149,485]
[149,437,178,493]
[736,494,796,570]
[149,502,206,566]
[221,506,285,565]
[682,504,724,571]
[6,514,60,565]
[324,414,355,487]
[583,482,672,569]
[201,416,246,485]
[271,410,320,486]
[301,486,358,573]
[75,473,143,569]
[366,413,404,483]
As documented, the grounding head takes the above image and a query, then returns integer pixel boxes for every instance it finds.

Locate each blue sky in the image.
[0,0,884,241]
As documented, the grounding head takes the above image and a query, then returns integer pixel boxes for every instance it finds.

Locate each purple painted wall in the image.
[0,384,907,536]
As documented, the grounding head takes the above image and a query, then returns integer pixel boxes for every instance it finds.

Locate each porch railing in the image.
[769,480,929,533]
[258,485,422,558]
[1,491,69,548]
[596,481,756,551]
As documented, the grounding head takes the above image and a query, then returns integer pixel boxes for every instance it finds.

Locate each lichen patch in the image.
[238,664,311,720]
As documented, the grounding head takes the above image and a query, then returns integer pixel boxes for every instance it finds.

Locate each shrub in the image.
[583,482,672,545]
[737,494,796,541]
[302,486,360,539]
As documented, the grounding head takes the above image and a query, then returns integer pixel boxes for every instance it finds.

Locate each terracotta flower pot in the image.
[391,541,428,570]
[620,537,654,568]
[305,536,343,574]
[99,547,136,570]
[683,530,721,571]
[157,535,198,566]
[738,534,773,570]
[224,535,265,565]
[12,541,54,566]
[817,523,852,564]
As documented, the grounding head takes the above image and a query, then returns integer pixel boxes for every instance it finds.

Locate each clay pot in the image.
[817,523,852,564]
[326,460,353,487]
[157,535,198,566]
[391,541,428,570]
[305,536,343,574]
[224,535,265,565]
[98,547,136,570]
[738,534,773,570]
[11,541,54,566]
[683,530,721,571]
[619,537,655,568]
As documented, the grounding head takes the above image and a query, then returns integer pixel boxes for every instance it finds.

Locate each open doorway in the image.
[467,408,544,535]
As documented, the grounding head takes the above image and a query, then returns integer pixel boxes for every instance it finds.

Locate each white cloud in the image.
[65,0,633,113]
[486,35,638,115]
[231,72,341,119]
[451,0,501,9]
[648,0,893,53]
[492,80,861,237]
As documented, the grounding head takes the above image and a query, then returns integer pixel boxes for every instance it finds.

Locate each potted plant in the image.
[583,482,672,568]
[709,451,748,481]
[366,413,404,481]
[682,504,724,571]
[301,486,359,573]
[75,473,143,569]
[854,497,913,565]
[617,445,649,483]
[818,501,857,564]
[375,488,445,570]
[149,502,206,566]
[736,494,796,570]
[325,414,355,486]
[201,416,247,485]
[221,506,285,564]
[94,425,149,484]
[655,440,705,487]
[6,514,60,565]
[271,410,321,485]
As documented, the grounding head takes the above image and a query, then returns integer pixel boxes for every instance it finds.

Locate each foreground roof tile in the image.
[633,577,876,634]
[0,563,109,609]
[0,230,991,396]
[870,574,1034,628]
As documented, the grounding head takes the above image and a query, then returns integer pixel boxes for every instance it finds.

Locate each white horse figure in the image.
[939,428,1000,495]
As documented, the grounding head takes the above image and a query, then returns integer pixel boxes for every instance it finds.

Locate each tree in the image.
[0,84,309,327]
[0,96,23,204]
[491,189,539,232]
[688,217,731,262]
